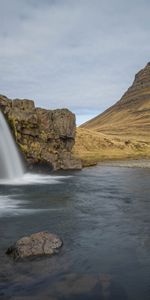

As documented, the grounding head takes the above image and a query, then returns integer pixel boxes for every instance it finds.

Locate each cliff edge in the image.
[0,95,81,171]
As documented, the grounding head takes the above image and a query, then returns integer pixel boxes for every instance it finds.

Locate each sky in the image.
[0,0,150,125]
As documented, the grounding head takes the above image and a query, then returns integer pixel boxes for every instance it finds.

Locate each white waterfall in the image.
[0,111,24,180]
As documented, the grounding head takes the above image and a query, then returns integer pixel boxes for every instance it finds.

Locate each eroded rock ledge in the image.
[0,95,82,171]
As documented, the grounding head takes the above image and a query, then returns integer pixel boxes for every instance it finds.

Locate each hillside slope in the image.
[74,63,150,165]
[81,62,150,137]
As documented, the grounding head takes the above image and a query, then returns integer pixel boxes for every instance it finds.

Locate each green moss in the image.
[7,117,19,141]
[19,144,28,154]
[40,130,47,141]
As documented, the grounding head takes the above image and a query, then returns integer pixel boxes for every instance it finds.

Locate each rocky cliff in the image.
[0,95,81,171]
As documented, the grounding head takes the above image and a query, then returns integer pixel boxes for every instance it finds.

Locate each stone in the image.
[6,231,63,259]
[0,95,82,171]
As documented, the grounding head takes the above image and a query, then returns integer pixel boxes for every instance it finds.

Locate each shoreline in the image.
[97,159,150,168]
[80,155,150,168]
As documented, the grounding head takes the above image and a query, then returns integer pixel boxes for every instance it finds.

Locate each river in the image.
[0,165,150,299]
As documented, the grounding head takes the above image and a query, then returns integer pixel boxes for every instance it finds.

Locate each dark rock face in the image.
[6,231,63,259]
[0,95,82,171]
[119,62,150,104]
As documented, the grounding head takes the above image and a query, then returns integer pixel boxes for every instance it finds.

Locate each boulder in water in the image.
[6,231,63,259]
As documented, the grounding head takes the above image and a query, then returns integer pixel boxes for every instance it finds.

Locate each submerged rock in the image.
[6,231,63,259]
[0,95,82,171]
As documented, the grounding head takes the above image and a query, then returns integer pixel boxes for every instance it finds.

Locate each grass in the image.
[73,128,150,167]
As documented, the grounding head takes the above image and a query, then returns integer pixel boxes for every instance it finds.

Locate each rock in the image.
[6,231,63,259]
[0,95,82,171]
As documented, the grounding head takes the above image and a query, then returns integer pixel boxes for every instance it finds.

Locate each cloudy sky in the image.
[0,0,150,124]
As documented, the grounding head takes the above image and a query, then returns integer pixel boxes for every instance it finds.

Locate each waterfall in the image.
[0,111,24,180]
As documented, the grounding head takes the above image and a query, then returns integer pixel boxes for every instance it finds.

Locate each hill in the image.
[73,63,150,166]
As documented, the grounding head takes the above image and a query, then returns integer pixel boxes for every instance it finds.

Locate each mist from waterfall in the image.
[0,111,24,180]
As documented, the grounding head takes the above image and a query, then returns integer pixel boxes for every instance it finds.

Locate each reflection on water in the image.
[0,166,150,299]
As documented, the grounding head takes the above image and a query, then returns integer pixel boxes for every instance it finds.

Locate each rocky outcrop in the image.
[120,61,150,104]
[0,95,82,171]
[6,231,63,259]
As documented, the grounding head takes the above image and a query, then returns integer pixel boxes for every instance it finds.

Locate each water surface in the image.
[0,166,150,300]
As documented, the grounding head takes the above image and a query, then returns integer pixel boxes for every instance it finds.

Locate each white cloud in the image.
[0,0,150,119]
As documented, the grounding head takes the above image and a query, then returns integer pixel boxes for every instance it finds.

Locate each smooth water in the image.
[0,166,150,300]
[0,111,24,180]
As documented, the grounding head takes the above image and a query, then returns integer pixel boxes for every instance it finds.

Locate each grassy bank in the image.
[73,128,150,167]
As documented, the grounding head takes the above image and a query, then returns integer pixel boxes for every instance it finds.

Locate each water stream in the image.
[0,166,149,300]
[0,111,24,180]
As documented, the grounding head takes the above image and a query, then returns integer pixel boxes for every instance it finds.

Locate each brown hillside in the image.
[81,63,150,138]
[73,63,150,166]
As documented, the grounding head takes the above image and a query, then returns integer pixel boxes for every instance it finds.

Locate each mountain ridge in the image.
[80,62,150,136]
[74,63,150,166]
